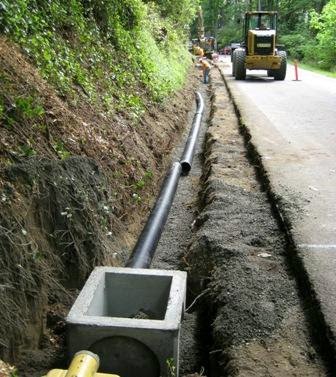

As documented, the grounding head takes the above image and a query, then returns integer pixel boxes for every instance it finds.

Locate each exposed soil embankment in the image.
[186,67,327,376]
[0,37,198,373]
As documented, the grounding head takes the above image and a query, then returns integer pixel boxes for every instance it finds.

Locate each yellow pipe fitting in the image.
[66,350,98,377]
[44,351,120,377]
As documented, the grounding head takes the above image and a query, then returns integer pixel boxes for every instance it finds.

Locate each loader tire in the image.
[235,49,246,80]
[232,50,237,76]
[273,51,287,81]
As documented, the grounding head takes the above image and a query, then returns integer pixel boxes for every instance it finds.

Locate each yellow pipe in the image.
[66,351,98,377]
[44,350,120,377]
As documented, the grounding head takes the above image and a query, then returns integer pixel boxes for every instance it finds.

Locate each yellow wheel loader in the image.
[232,11,287,81]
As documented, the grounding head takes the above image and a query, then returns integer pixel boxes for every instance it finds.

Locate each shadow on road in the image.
[243,74,276,83]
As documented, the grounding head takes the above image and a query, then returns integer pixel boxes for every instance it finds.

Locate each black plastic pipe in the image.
[180,92,204,173]
[126,162,183,269]
[126,92,204,269]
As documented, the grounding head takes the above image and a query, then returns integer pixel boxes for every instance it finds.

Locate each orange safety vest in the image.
[201,60,211,70]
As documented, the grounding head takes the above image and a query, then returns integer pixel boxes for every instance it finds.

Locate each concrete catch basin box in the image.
[66,267,187,377]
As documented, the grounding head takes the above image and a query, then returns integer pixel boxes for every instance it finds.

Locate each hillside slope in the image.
[0,0,199,371]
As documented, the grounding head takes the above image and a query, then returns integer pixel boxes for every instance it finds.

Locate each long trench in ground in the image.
[151,76,210,375]
[152,65,329,376]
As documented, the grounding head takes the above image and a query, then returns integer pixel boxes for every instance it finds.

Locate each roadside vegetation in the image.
[293,60,336,77]
[200,0,336,73]
[0,0,197,108]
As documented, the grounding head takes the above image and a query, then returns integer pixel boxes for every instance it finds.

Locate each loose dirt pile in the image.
[186,67,326,376]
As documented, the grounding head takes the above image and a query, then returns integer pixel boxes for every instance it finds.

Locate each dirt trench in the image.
[151,66,328,376]
[2,61,330,376]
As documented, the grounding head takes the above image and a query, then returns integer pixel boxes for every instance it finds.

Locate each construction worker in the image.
[201,57,211,84]
[193,45,204,58]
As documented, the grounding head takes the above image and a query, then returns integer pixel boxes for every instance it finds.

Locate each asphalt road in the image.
[218,56,336,350]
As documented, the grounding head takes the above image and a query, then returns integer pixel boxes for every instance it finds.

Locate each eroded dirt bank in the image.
[0,37,199,374]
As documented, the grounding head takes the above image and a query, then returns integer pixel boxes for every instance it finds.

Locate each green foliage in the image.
[15,96,44,119]
[0,94,45,131]
[149,0,199,30]
[217,19,243,47]
[0,0,198,112]
[293,60,336,77]
[19,143,36,157]
[53,141,71,160]
[133,169,154,190]
[199,0,250,47]
[308,0,336,70]
[279,0,335,71]
[280,33,310,60]
[0,99,4,120]
[134,15,192,100]
[131,169,153,204]
[166,357,176,377]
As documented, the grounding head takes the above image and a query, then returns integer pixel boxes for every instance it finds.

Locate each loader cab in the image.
[244,11,278,56]
[245,12,277,33]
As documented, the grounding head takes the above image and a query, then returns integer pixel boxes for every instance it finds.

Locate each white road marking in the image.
[298,244,336,249]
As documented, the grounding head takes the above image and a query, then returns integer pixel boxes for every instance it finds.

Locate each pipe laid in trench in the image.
[126,162,182,269]
[180,91,204,174]
[126,92,204,269]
